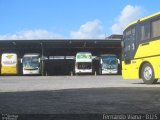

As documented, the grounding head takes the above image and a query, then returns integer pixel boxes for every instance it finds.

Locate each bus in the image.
[97,54,119,75]
[1,53,18,75]
[22,53,41,75]
[122,12,160,84]
[75,52,93,74]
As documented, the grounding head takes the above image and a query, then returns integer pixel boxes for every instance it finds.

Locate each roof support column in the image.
[41,42,44,76]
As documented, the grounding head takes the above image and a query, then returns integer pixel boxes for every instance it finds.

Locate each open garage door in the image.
[45,56,75,76]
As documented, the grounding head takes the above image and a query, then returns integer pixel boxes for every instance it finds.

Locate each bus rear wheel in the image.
[141,63,158,84]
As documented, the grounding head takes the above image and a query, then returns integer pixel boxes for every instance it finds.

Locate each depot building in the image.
[0,35,122,76]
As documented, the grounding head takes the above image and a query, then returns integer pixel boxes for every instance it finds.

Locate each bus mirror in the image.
[121,41,125,48]
[117,59,120,64]
[20,59,23,63]
[100,59,103,64]
[39,58,41,62]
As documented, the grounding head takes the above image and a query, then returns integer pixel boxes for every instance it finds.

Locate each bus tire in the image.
[141,63,158,84]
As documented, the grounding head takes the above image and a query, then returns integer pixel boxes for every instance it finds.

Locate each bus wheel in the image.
[141,63,158,84]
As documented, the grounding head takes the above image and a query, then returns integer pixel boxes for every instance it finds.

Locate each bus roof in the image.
[76,52,92,55]
[125,12,160,31]
[23,53,40,57]
[100,54,117,57]
[2,53,17,56]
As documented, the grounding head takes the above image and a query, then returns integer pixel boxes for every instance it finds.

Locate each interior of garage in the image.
[0,37,122,76]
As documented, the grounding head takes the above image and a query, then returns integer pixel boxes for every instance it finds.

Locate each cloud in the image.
[111,5,144,34]
[0,5,145,40]
[0,20,106,40]
[0,29,63,40]
[70,20,105,39]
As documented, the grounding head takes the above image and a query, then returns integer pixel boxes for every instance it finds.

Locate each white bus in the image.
[75,52,93,74]
[1,53,18,75]
[98,54,119,74]
[22,53,41,75]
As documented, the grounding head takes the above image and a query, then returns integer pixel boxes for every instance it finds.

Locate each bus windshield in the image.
[23,57,39,69]
[101,56,117,69]
[1,54,17,66]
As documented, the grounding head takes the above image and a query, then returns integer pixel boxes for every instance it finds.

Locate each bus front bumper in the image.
[102,69,118,74]
[75,69,92,74]
[23,69,40,75]
[1,66,18,75]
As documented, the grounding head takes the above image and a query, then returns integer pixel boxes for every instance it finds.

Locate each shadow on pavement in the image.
[0,87,160,119]
[132,82,160,84]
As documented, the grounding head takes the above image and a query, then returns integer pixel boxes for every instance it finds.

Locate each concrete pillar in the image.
[71,71,73,76]
[41,42,44,76]
[95,71,97,76]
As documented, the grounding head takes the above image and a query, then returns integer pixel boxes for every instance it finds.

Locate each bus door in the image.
[124,27,136,64]
[123,26,137,78]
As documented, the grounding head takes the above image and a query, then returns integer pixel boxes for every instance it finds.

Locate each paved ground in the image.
[0,75,160,92]
[0,76,160,119]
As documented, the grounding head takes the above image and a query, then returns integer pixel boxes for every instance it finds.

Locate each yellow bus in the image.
[122,12,160,84]
[1,53,18,75]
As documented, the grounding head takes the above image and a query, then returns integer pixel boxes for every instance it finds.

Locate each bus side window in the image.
[151,19,160,38]
[139,23,150,41]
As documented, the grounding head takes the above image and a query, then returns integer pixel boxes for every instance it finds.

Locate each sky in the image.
[0,0,159,40]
